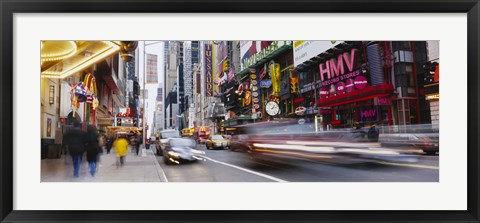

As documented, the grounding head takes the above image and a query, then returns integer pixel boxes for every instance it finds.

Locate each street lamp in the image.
[142,41,162,149]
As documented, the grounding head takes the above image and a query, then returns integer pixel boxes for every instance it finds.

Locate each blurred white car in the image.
[156,129,181,156]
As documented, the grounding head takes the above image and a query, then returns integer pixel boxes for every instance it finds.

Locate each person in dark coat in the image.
[63,121,86,177]
[85,125,101,176]
[134,132,142,156]
[367,123,380,142]
[105,136,113,154]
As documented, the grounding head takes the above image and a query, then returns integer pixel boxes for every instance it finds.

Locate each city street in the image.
[156,145,439,182]
[40,40,441,183]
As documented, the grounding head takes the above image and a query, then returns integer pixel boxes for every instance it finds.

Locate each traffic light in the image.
[116,117,122,126]
[290,77,299,93]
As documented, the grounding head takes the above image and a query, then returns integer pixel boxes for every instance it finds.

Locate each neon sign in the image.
[319,48,356,82]
[361,109,377,118]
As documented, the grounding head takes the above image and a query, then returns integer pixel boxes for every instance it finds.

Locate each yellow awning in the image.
[41,41,122,79]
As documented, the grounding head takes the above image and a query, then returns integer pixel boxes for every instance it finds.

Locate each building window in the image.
[299,71,309,87]
[394,63,416,97]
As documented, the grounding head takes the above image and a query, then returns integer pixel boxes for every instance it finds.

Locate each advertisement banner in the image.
[260,79,272,88]
[215,41,228,76]
[146,54,158,84]
[240,41,289,70]
[250,69,261,113]
[315,48,368,98]
[227,67,235,83]
[293,41,344,67]
[205,43,213,97]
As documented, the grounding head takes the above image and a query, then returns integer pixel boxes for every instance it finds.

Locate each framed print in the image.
[1,0,479,222]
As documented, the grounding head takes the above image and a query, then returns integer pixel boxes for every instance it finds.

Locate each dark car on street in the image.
[229,134,251,152]
[163,138,205,165]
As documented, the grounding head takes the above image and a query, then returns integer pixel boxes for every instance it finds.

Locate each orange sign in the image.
[434,65,439,83]
[244,91,252,105]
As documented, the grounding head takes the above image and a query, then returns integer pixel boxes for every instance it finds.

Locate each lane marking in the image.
[200,156,289,182]
[375,161,439,170]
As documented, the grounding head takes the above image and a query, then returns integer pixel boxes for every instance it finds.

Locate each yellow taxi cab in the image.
[205,135,230,150]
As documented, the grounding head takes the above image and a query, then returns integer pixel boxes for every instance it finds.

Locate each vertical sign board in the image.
[250,69,261,114]
[205,43,213,97]
[146,54,158,84]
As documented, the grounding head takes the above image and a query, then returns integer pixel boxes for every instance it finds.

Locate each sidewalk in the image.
[41,146,167,182]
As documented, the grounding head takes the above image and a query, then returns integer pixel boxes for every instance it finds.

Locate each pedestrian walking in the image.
[113,135,129,167]
[105,136,113,154]
[62,121,86,177]
[85,125,102,176]
[134,132,142,156]
[145,138,151,150]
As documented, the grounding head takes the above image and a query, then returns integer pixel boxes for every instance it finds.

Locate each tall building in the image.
[164,41,178,97]
[218,41,436,132]
[182,41,200,129]
[165,83,178,129]
[177,63,185,130]
[192,63,202,127]
[163,41,189,130]
[183,42,193,108]
[154,85,163,132]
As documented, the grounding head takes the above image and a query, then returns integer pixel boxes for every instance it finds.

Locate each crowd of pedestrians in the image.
[62,121,143,178]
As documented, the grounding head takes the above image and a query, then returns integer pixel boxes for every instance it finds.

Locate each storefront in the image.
[293,41,396,129]
[424,62,439,125]
[235,41,293,120]
[193,126,211,140]
[316,89,394,129]
[40,41,136,159]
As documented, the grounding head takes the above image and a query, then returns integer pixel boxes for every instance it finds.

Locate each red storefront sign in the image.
[377,97,390,105]
[331,120,341,125]
[316,84,394,107]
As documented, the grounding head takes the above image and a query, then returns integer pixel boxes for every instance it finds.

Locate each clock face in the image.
[266,101,280,116]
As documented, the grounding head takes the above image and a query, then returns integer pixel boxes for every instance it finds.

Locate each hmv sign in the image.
[318,48,369,97]
[361,107,378,120]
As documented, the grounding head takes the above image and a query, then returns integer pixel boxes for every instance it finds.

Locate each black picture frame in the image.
[1,0,479,222]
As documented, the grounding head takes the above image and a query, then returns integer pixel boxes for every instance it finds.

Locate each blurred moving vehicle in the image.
[163,138,205,165]
[205,135,230,150]
[198,136,208,144]
[380,133,439,155]
[229,134,250,152]
[230,121,422,165]
[378,124,439,155]
[156,129,181,156]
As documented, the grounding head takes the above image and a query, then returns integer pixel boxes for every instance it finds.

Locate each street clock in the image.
[266,101,280,116]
